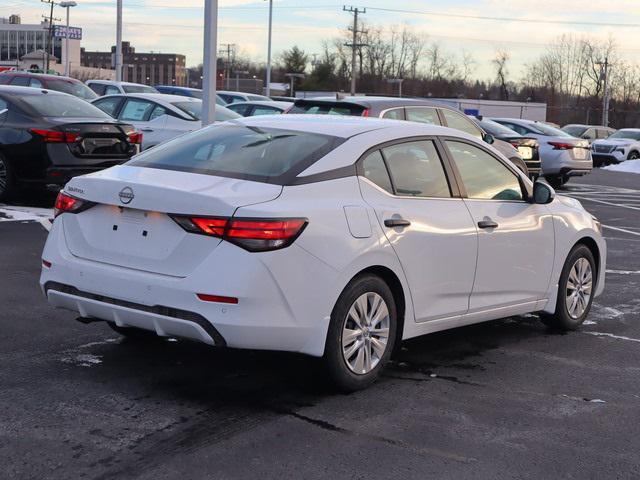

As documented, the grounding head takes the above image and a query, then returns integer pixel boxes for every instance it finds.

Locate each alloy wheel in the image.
[341,292,390,375]
[0,158,7,194]
[565,257,593,319]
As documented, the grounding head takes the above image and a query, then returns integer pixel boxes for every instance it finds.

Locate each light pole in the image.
[265,0,273,96]
[59,1,76,77]
[115,0,122,81]
[202,0,218,126]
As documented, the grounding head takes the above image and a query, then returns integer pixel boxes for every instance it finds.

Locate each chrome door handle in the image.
[384,218,411,228]
[478,219,499,229]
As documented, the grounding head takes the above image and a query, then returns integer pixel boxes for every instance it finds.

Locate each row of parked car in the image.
[1,70,637,201]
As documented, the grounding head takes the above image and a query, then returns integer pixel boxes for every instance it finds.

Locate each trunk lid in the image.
[60,166,282,276]
[49,119,137,159]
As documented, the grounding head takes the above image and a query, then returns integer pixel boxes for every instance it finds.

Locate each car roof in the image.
[96,93,199,103]
[295,95,446,109]
[617,128,640,132]
[491,117,538,124]
[0,85,66,96]
[0,71,78,81]
[233,113,459,139]
[87,80,148,86]
[156,85,200,91]
[230,100,292,108]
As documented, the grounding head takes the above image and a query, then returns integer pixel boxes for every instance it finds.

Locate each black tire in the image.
[539,244,596,331]
[546,175,565,189]
[322,274,397,392]
[628,151,639,160]
[0,153,16,202]
[107,322,161,341]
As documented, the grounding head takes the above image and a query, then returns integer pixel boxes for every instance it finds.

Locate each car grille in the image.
[593,144,615,154]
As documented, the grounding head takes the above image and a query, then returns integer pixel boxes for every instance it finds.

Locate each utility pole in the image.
[265,0,273,96]
[115,0,123,82]
[343,6,366,96]
[219,43,235,90]
[202,0,218,126]
[41,0,57,72]
[597,57,611,127]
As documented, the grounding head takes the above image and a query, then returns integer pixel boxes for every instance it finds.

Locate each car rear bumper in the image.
[39,218,335,356]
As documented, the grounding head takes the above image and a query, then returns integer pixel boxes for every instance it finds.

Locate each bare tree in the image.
[493,50,510,100]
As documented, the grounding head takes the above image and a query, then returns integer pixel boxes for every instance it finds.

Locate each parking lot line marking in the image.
[603,224,640,237]
[577,197,640,211]
[585,332,640,343]
[606,269,640,275]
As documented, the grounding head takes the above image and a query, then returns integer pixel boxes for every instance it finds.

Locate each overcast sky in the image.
[5,0,640,79]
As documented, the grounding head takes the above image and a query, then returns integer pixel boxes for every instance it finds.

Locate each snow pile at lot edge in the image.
[603,159,640,174]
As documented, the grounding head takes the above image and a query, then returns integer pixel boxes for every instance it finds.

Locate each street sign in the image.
[53,25,82,40]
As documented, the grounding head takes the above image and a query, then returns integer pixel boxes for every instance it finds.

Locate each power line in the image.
[364,7,640,29]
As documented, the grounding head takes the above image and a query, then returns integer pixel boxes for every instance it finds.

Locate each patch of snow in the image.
[62,353,103,367]
[586,332,640,343]
[603,159,640,174]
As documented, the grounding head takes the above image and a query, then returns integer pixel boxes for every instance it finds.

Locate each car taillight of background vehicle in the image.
[548,142,575,150]
[127,131,143,144]
[171,216,308,252]
[361,109,370,117]
[30,128,79,143]
[53,191,95,218]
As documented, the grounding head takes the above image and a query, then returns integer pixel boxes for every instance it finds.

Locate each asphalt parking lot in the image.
[1,169,639,480]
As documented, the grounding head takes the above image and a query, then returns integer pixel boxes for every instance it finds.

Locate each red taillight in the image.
[30,128,79,143]
[172,216,307,252]
[196,293,239,304]
[53,191,94,218]
[127,131,143,144]
[361,109,370,117]
[548,141,574,150]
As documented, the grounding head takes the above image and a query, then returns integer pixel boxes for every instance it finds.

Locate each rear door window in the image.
[105,85,120,95]
[29,78,43,88]
[381,141,451,198]
[382,108,405,120]
[119,99,155,121]
[88,83,105,95]
[361,150,393,193]
[93,97,123,117]
[149,104,167,121]
[405,107,440,125]
[289,102,366,116]
[253,106,281,116]
[441,109,483,139]
[227,103,250,116]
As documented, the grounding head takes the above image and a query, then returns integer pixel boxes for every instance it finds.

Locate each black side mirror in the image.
[533,180,555,204]
[483,132,495,145]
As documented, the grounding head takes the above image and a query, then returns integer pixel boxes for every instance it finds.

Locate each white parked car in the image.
[40,116,606,391]
[591,128,640,166]
[491,118,592,188]
[86,80,158,96]
[91,93,240,149]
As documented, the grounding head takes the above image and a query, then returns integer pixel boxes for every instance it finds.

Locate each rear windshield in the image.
[128,124,343,184]
[289,102,366,116]
[479,118,520,137]
[171,102,240,121]
[608,129,640,140]
[46,79,98,100]
[532,122,572,137]
[562,125,587,137]
[18,93,111,118]
[122,84,157,94]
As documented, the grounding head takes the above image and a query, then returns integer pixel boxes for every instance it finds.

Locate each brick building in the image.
[81,41,186,86]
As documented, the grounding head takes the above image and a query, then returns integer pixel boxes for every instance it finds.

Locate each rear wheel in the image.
[107,322,161,341]
[539,244,596,331]
[628,151,639,160]
[546,175,565,189]
[0,154,16,202]
[322,274,397,392]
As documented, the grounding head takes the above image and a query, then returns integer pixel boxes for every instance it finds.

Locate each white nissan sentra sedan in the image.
[40,115,606,391]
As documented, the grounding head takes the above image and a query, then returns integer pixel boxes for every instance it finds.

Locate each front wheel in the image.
[322,274,397,392]
[0,154,16,202]
[539,244,596,331]
[627,151,639,161]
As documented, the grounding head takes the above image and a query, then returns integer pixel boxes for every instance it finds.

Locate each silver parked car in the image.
[289,96,531,176]
[491,118,592,188]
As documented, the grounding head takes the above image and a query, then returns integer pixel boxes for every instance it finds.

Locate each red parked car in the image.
[0,72,97,101]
